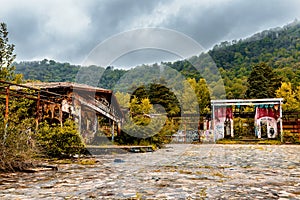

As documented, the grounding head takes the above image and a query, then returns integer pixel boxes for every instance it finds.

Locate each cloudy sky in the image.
[1,0,300,68]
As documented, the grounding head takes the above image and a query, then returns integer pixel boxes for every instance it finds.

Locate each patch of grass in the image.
[182,151,197,156]
[163,165,178,172]
[216,138,283,145]
[242,165,252,168]
[217,165,232,169]
[52,159,73,164]
[153,169,161,172]
[287,165,297,169]
[195,171,203,175]
[136,192,142,200]
[216,139,242,144]
[257,140,282,145]
[283,131,300,144]
[168,168,177,172]
[211,171,226,178]
[179,169,193,174]
[253,146,265,150]
[197,188,207,198]
[198,165,213,169]
[77,159,97,165]
[157,183,169,188]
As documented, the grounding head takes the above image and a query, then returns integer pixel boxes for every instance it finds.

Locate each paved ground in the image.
[0,144,300,199]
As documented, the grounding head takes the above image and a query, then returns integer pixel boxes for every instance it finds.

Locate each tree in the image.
[120,96,167,145]
[129,96,152,119]
[294,85,300,104]
[180,78,199,114]
[0,23,17,81]
[245,62,281,98]
[131,83,181,117]
[115,91,130,108]
[186,78,211,114]
[36,119,85,158]
[276,82,299,111]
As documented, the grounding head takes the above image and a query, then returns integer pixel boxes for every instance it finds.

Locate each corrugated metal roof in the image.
[22,82,112,93]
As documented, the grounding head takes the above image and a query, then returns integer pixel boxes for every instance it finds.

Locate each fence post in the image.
[4,86,10,142]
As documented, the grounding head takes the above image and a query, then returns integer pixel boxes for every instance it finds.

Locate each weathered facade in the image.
[172,98,286,143]
[211,98,284,142]
[15,82,123,144]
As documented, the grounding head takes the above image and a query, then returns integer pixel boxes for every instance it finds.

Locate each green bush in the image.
[283,131,300,144]
[0,105,36,172]
[36,119,85,158]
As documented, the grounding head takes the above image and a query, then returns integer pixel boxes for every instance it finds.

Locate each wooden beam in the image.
[36,92,40,129]
[5,86,9,122]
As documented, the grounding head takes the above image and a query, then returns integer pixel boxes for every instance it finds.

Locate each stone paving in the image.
[0,144,300,199]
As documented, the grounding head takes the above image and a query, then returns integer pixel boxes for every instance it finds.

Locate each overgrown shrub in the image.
[0,111,36,172]
[36,119,85,158]
[115,118,178,148]
[283,131,300,144]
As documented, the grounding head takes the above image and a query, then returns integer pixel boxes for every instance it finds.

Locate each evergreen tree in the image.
[0,23,16,81]
[245,62,281,99]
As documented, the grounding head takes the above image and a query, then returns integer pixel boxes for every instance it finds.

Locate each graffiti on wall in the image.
[255,117,278,138]
[172,130,199,143]
[254,106,279,139]
[199,130,214,142]
[214,107,234,140]
[172,129,215,143]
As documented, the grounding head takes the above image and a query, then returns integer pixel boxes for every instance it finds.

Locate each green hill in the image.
[14,20,300,99]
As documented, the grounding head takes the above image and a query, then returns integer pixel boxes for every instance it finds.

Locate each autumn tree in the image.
[118,95,168,147]
[180,79,199,114]
[186,78,211,114]
[276,82,300,111]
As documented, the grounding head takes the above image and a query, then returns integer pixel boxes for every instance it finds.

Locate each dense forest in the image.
[15,20,300,100]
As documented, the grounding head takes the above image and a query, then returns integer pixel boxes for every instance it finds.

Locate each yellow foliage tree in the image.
[276,82,299,111]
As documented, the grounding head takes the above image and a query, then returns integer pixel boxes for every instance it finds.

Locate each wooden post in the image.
[212,102,216,143]
[59,105,63,127]
[35,91,40,130]
[117,121,121,135]
[280,101,283,143]
[4,86,10,142]
[5,86,9,122]
[184,118,186,143]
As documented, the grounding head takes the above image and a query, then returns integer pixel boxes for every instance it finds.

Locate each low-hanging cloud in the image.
[0,0,300,68]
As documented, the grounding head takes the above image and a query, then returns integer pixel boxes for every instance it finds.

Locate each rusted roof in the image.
[22,82,112,93]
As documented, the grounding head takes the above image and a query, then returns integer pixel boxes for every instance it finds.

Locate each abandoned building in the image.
[172,98,291,143]
[1,81,123,144]
[211,98,284,142]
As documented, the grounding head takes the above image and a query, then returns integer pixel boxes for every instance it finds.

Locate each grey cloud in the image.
[0,0,300,67]
[158,0,300,48]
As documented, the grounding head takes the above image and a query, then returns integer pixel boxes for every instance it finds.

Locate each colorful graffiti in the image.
[172,130,215,143]
[172,130,199,143]
[254,106,279,138]
[199,130,214,143]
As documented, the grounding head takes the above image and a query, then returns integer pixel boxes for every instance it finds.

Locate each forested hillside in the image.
[15,20,300,99]
[208,19,300,98]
